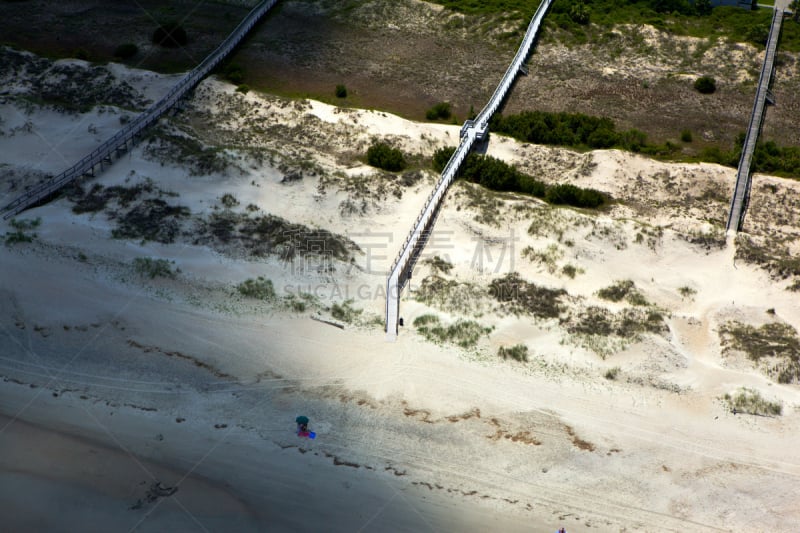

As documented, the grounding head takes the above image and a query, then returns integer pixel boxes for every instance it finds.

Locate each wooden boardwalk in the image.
[385,0,555,340]
[726,7,784,233]
[1,0,279,220]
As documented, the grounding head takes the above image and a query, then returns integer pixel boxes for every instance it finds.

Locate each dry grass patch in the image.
[723,388,783,417]
[719,321,800,384]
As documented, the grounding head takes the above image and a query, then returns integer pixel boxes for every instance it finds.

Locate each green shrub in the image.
[562,264,578,278]
[498,344,529,362]
[694,76,716,94]
[330,299,362,323]
[237,277,276,300]
[680,130,693,143]
[719,320,800,383]
[678,286,697,299]
[366,142,406,171]
[491,111,648,152]
[4,217,41,246]
[236,84,250,94]
[433,145,605,207]
[604,366,620,380]
[414,314,492,348]
[133,257,176,279]
[113,43,138,59]
[545,183,606,208]
[423,255,453,275]
[152,21,188,48]
[335,84,347,98]
[597,280,634,302]
[489,273,567,318]
[724,388,782,416]
[426,102,452,121]
[220,193,239,209]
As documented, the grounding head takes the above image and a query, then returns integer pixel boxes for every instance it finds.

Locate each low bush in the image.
[367,142,406,171]
[220,193,240,209]
[498,344,529,362]
[413,314,492,348]
[335,84,347,98]
[237,277,276,300]
[133,257,176,279]
[724,388,782,416]
[604,366,620,380]
[694,75,716,94]
[719,320,800,383]
[489,272,567,318]
[4,217,41,245]
[330,299,362,323]
[432,146,606,208]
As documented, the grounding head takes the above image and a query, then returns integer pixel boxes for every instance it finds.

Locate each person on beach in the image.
[295,415,309,435]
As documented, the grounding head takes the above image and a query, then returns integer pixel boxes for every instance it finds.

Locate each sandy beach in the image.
[2,49,800,532]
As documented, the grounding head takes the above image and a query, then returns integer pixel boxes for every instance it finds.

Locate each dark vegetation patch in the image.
[491,111,652,153]
[193,210,359,263]
[539,1,800,53]
[723,387,782,416]
[488,272,567,318]
[498,344,529,362]
[413,275,487,315]
[561,306,668,338]
[111,199,190,244]
[597,279,649,306]
[133,257,176,279]
[143,129,232,176]
[366,142,407,172]
[491,109,800,179]
[700,134,800,178]
[4,217,40,245]
[735,235,800,280]
[694,75,716,94]
[0,48,146,113]
[678,226,727,251]
[425,101,452,121]
[434,147,607,208]
[237,277,275,300]
[412,314,492,348]
[330,299,363,323]
[423,255,453,275]
[719,321,800,384]
[68,180,173,214]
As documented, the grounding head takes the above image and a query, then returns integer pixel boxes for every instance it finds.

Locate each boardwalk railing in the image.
[726,7,783,233]
[385,0,554,340]
[1,0,279,220]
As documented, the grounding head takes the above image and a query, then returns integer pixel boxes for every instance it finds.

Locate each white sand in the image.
[1,55,800,532]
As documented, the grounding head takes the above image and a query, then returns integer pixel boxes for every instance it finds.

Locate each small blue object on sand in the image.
[308,431,316,439]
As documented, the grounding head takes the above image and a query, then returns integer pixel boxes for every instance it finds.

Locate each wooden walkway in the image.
[1,0,279,220]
